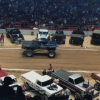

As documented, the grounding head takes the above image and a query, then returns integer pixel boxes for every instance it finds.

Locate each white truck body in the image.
[21,71,63,97]
[37,27,49,39]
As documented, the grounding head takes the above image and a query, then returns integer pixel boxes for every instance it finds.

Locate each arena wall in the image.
[0,29,92,36]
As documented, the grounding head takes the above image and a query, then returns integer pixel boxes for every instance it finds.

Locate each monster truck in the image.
[37,27,50,40]
[6,28,24,43]
[52,30,66,44]
[51,69,99,99]
[91,30,100,45]
[22,38,57,58]
[69,30,85,47]
[21,70,63,97]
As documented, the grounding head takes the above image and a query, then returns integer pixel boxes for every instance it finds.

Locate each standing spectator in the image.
[21,20,24,28]
[0,33,4,46]
[64,88,71,99]
[49,64,52,70]
[92,25,95,31]
[35,20,38,27]
[15,86,25,100]
[54,78,59,87]
[11,21,13,27]
[25,20,28,28]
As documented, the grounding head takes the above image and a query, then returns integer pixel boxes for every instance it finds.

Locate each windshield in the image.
[39,32,48,35]
[71,37,81,40]
[92,33,100,39]
[72,31,84,35]
[75,77,84,84]
[42,79,53,86]
[12,30,20,35]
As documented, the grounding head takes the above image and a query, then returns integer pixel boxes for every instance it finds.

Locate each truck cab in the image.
[37,27,50,40]
[91,30,100,45]
[69,30,84,46]
[68,74,92,90]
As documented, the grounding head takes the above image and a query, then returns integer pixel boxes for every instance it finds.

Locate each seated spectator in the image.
[64,88,71,99]
[0,76,15,100]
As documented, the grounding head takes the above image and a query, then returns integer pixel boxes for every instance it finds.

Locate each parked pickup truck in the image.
[37,27,50,40]
[91,30,100,45]
[51,69,99,99]
[6,28,24,43]
[22,38,57,58]
[21,71,63,97]
[69,30,84,47]
[52,30,66,44]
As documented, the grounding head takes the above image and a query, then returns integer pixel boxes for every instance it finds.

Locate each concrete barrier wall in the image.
[0,29,92,36]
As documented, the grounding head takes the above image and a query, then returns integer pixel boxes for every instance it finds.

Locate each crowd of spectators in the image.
[0,0,100,30]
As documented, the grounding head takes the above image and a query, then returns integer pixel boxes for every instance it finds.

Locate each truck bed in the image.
[51,69,72,81]
[22,41,33,46]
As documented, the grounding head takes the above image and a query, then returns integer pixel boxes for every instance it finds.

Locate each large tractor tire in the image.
[74,92,81,99]
[25,50,34,57]
[23,83,30,90]
[94,83,100,91]
[11,38,14,43]
[6,34,9,38]
[48,50,55,58]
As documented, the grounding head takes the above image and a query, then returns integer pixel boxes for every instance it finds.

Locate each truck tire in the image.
[11,38,14,43]
[94,83,100,91]
[23,83,30,90]
[91,41,93,44]
[6,34,9,38]
[69,40,71,44]
[74,92,81,99]
[48,50,55,58]
[25,50,34,57]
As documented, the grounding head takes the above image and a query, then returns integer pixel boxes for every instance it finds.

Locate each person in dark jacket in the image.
[15,86,25,100]
[0,76,15,100]
[42,69,46,75]
[0,33,4,46]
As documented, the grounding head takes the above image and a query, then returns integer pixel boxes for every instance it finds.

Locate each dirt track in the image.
[0,34,100,99]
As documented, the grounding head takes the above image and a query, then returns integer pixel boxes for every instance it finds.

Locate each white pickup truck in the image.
[37,27,50,40]
[21,71,63,97]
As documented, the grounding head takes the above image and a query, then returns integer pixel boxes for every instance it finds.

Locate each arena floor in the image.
[0,34,100,99]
